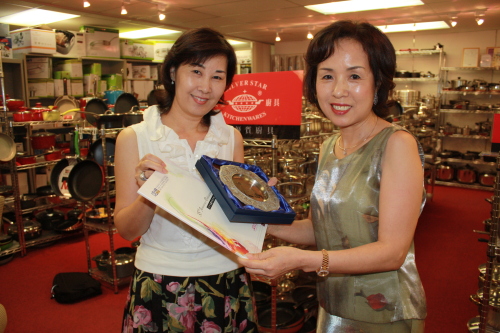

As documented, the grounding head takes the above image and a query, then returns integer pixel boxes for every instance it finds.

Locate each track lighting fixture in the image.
[307,25,314,39]
[121,4,127,15]
[158,4,166,21]
[450,17,457,27]
[83,1,90,7]
[275,31,281,42]
[475,10,486,25]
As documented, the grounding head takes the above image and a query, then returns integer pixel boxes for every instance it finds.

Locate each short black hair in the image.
[303,20,396,118]
[156,27,237,126]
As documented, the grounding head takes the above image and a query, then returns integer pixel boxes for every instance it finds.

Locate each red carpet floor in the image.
[0,185,493,332]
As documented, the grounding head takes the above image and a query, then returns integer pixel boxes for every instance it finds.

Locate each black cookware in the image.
[89,137,116,166]
[257,302,305,333]
[35,209,65,230]
[8,219,42,240]
[67,159,104,201]
[114,92,139,114]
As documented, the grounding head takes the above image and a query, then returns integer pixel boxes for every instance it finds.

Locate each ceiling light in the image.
[307,31,313,39]
[119,28,179,39]
[0,8,80,26]
[157,4,166,20]
[159,12,166,20]
[83,1,90,7]
[121,4,127,15]
[450,17,458,27]
[476,17,484,25]
[476,10,486,25]
[227,39,246,45]
[306,0,423,15]
[275,32,281,42]
[376,21,449,33]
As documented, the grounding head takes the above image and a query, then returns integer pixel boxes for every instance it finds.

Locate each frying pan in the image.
[257,302,304,333]
[50,156,82,197]
[89,137,116,166]
[68,159,104,201]
[0,133,16,161]
[85,98,108,126]
[114,92,139,114]
[54,78,79,119]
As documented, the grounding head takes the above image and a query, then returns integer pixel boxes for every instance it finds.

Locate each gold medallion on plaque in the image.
[219,165,280,212]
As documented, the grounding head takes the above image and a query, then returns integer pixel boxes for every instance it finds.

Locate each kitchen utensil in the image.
[456,165,476,184]
[13,111,32,122]
[44,148,64,161]
[89,137,116,166]
[0,133,16,162]
[54,79,79,119]
[114,92,139,114]
[67,159,104,201]
[31,131,56,150]
[50,156,82,197]
[105,253,135,278]
[42,109,61,121]
[35,209,65,230]
[7,219,42,240]
[84,98,108,126]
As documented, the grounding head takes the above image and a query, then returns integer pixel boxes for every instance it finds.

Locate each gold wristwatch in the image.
[316,249,330,277]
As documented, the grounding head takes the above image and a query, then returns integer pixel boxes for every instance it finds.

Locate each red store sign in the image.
[219,71,303,139]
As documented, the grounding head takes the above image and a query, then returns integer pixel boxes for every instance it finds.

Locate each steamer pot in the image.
[394,89,420,107]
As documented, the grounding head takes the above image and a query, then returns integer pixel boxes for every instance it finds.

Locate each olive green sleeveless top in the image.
[311,124,427,323]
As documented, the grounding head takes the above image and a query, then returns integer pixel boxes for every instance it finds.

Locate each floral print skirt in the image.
[122,267,257,333]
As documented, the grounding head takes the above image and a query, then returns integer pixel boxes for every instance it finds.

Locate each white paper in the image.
[137,159,268,258]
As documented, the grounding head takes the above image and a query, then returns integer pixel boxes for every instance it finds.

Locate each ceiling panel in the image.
[0,0,499,44]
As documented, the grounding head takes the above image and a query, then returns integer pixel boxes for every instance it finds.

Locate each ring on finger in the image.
[139,171,148,181]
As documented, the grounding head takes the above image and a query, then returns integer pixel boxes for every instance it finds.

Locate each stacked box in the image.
[0,37,12,58]
[27,57,52,79]
[10,28,56,54]
[132,65,150,79]
[153,41,174,62]
[54,59,83,79]
[120,39,154,60]
[102,74,123,90]
[54,30,86,58]
[80,26,120,58]
[28,79,55,98]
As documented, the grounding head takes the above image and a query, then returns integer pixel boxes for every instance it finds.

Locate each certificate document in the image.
[137,158,268,258]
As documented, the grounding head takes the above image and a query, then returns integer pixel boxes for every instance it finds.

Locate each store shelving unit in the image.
[436,66,500,191]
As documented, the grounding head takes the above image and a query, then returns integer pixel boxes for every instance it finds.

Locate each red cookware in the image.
[0,95,25,111]
[16,154,37,165]
[44,149,64,161]
[31,131,56,150]
[30,102,49,121]
[13,110,32,122]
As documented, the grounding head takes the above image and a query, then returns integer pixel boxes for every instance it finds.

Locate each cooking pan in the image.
[257,302,305,333]
[68,159,104,201]
[84,98,108,126]
[50,156,82,197]
[54,78,79,119]
[89,137,116,166]
[0,133,16,161]
[114,92,139,114]
[251,281,271,306]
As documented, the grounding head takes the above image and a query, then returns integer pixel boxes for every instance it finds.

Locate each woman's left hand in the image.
[238,246,303,279]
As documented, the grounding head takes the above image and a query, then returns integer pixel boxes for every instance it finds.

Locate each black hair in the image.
[156,27,237,126]
[303,20,396,118]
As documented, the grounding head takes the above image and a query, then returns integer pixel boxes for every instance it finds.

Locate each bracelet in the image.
[316,249,330,277]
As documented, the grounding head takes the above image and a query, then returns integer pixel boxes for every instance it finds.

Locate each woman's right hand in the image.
[135,153,168,184]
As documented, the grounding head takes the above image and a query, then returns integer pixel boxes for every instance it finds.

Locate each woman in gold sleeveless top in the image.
[240,20,426,332]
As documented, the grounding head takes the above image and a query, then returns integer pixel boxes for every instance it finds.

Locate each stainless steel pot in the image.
[106,253,135,278]
[394,89,420,107]
[7,219,42,240]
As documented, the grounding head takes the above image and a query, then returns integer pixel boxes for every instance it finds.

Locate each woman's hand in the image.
[238,246,304,279]
[136,153,168,184]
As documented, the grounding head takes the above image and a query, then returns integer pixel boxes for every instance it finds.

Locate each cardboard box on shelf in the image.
[83,74,100,96]
[0,37,12,58]
[132,80,154,101]
[71,79,84,97]
[28,79,55,98]
[54,30,86,58]
[54,78,67,96]
[26,57,52,79]
[53,71,71,79]
[83,63,102,77]
[120,39,154,60]
[54,59,83,79]
[10,28,56,54]
[3,172,28,195]
[80,26,120,58]
[153,41,174,62]
[150,65,158,80]
[132,65,150,79]
[126,62,133,79]
[102,73,122,90]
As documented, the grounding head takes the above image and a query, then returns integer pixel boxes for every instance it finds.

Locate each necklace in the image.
[337,117,379,156]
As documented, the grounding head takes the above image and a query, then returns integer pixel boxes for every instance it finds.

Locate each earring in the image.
[373,93,378,105]
[171,80,174,85]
